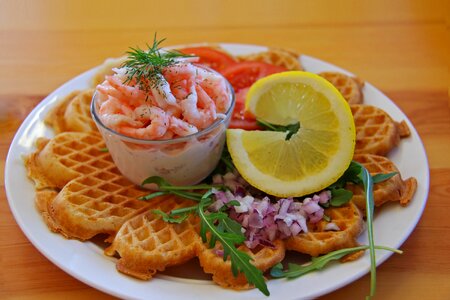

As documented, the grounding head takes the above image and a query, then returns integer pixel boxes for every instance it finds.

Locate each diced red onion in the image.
[325,222,341,231]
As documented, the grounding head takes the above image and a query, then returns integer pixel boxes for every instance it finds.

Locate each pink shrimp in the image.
[169,116,198,137]
[104,75,149,107]
[196,67,230,113]
[99,96,134,116]
[117,106,169,140]
[179,82,217,130]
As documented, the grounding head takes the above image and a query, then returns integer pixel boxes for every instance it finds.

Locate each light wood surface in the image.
[1,0,449,299]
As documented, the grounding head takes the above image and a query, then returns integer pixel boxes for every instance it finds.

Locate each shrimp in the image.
[118,106,169,140]
[169,116,198,137]
[97,75,149,107]
[179,81,217,129]
[196,67,230,113]
[98,96,141,130]
[99,96,134,117]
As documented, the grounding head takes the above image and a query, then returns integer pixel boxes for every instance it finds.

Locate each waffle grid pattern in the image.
[350,154,417,208]
[198,240,286,290]
[106,197,202,279]
[41,132,112,188]
[351,104,403,156]
[319,71,364,104]
[285,202,363,257]
[237,48,303,71]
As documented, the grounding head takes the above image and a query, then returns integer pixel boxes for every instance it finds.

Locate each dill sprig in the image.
[121,34,193,92]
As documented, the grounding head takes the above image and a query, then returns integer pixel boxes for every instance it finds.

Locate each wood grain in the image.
[1,0,449,299]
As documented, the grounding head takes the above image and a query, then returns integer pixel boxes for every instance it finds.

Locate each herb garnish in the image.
[139,176,220,201]
[121,34,193,92]
[326,161,398,207]
[256,118,300,140]
[271,245,402,278]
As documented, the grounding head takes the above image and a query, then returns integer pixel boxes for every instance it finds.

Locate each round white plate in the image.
[5,43,429,300]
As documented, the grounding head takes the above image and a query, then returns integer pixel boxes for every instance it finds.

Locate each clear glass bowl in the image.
[91,68,235,188]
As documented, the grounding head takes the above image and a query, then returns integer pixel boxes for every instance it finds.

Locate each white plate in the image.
[5,43,429,300]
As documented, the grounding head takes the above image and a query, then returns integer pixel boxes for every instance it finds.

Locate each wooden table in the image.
[1,0,449,299]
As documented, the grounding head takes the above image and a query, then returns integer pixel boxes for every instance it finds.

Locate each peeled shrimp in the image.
[179,82,216,129]
[98,75,149,107]
[169,116,198,137]
[118,106,169,139]
[196,67,230,113]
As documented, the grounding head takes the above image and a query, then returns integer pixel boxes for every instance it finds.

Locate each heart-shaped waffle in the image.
[237,48,303,71]
[105,196,202,279]
[285,202,363,257]
[197,240,285,290]
[45,89,97,133]
[349,154,417,210]
[319,71,364,104]
[352,104,410,156]
[25,131,110,189]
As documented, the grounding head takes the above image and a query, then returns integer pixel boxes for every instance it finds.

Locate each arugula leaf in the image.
[372,172,398,184]
[197,194,269,296]
[152,209,189,224]
[355,162,377,297]
[270,245,402,278]
[139,191,168,201]
[329,188,353,206]
[256,118,300,141]
[140,176,223,202]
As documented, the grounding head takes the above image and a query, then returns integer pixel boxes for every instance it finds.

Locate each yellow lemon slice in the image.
[226,71,355,197]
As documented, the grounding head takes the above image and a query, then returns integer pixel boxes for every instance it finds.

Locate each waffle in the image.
[237,48,303,71]
[45,89,97,133]
[24,132,110,189]
[349,154,417,210]
[91,56,127,87]
[105,196,202,280]
[319,72,364,104]
[43,167,151,240]
[197,240,285,290]
[352,104,411,156]
[285,202,363,257]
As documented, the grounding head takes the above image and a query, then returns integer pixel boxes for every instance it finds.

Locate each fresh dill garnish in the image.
[120,34,193,92]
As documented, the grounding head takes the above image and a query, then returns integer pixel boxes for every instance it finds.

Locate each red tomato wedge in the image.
[178,47,236,72]
[222,61,287,91]
[223,61,287,130]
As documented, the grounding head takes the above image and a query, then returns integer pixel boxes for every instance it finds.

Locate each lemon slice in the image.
[226,71,355,197]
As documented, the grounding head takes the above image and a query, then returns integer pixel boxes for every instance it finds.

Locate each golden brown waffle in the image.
[24,132,110,189]
[105,196,202,280]
[237,48,303,71]
[319,72,364,104]
[197,240,285,290]
[285,202,363,257]
[352,104,411,156]
[91,56,127,87]
[348,154,417,210]
[44,170,151,240]
[45,89,97,133]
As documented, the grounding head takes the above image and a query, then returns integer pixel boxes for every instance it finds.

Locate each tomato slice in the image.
[222,61,287,91]
[224,62,286,130]
[178,47,236,72]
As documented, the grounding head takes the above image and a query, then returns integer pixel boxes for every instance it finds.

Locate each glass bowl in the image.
[91,67,235,188]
